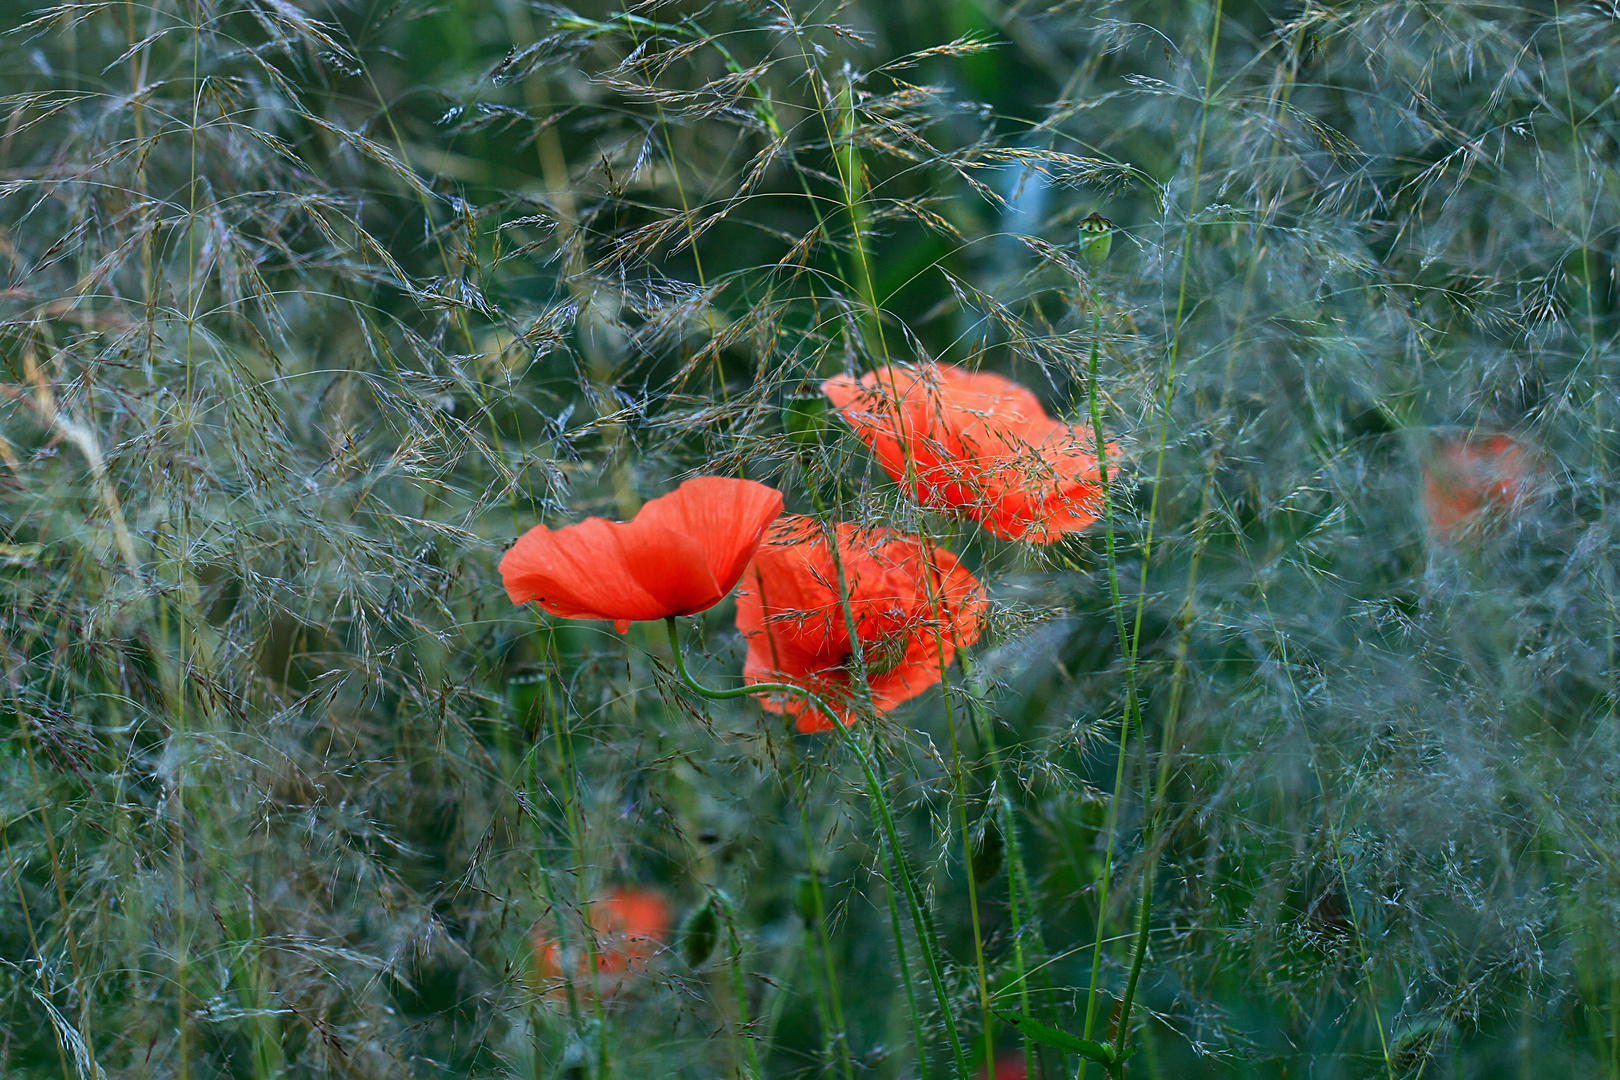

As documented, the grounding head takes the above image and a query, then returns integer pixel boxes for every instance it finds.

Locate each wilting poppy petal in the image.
[736,516,986,732]
[823,363,1112,543]
[500,477,784,630]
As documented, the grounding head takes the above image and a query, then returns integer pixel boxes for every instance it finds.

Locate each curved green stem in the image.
[958,651,1044,1075]
[664,617,972,1080]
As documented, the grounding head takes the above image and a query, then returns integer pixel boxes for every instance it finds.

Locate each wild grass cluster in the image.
[3,0,1619,1076]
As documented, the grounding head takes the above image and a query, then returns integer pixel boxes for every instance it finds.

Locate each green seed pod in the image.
[1079,212,1113,269]
[792,873,820,924]
[783,391,831,447]
[970,819,1003,886]
[682,898,720,967]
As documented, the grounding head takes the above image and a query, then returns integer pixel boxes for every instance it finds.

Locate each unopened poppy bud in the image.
[1078,212,1113,269]
[792,874,820,923]
[682,899,719,966]
[784,391,831,447]
[970,819,1003,886]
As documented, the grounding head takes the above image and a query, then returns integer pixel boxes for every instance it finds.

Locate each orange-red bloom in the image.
[532,889,671,997]
[979,1054,1028,1080]
[500,477,784,631]
[822,362,1110,543]
[1422,433,1531,539]
[735,516,986,732]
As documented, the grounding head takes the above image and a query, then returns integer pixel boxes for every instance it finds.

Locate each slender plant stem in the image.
[715,890,763,1080]
[937,611,997,1073]
[539,625,612,1078]
[1,823,72,1080]
[800,462,937,1078]
[789,750,857,1080]
[877,800,933,1080]
[664,617,974,1080]
[958,651,1043,1076]
[1077,291,1139,1078]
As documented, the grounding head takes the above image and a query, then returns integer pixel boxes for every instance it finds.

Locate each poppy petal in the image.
[501,476,785,628]
[500,517,675,624]
[637,476,785,604]
[824,363,1109,543]
[736,516,984,726]
[610,521,724,616]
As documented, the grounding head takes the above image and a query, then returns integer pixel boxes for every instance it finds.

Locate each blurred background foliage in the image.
[2,0,1619,1076]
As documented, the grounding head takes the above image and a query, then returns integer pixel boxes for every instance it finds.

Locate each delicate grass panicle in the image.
[1,0,1618,1077]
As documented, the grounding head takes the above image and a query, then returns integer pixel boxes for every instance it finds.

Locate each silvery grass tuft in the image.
[1,0,1619,1077]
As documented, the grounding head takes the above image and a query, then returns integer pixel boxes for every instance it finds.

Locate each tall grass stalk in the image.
[7,1,1620,1076]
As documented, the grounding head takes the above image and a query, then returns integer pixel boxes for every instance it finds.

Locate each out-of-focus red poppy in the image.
[979,1053,1029,1080]
[822,363,1111,543]
[734,516,986,732]
[531,889,671,997]
[500,477,784,631]
[1423,433,1531,539]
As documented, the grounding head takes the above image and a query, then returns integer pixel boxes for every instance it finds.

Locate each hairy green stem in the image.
[1076,293,1139,1075]
[958,650,1044,1075]
[664,617,973,1080]
[802,463,938,1079]
[716,890,763,1080]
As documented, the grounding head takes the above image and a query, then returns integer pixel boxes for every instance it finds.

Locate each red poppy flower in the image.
[500,477,784,631]
[1422,433,1531,539]
[735,516,986,732]
[979,1054,1028,1080]
[532,889,671,996]
[822,363,1111,543]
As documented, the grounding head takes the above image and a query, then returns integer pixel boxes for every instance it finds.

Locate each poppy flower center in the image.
[862,632,910,677]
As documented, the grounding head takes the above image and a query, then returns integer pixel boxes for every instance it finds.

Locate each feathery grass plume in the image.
[2,0,1619,1077]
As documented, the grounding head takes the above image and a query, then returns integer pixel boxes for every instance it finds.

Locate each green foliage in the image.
[2,0,1619,1077]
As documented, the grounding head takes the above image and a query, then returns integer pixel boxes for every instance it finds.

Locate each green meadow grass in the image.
[2,0,1618,1077]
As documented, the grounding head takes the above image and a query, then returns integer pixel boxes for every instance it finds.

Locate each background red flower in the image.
[1422,433,1532,539]
[822,363,1111,543]
[531,889,671,997]
[500,476,783,631]
[979,1053,1029,1080]
[735,516,986,732]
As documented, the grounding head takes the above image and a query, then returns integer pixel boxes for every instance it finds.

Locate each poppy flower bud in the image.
[1079,212,1113,269]
[792,874,820,923]
[682,898,719,967]
[784,390,831,447]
